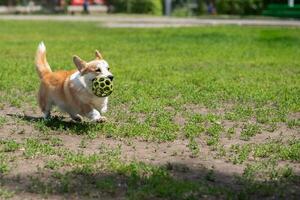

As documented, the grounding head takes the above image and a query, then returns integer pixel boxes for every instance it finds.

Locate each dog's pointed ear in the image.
[73,55,87,73]
[95,50,103,60]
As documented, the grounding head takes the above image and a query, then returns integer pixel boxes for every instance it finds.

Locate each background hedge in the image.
[216,0,264,15]
[106,0,163,15]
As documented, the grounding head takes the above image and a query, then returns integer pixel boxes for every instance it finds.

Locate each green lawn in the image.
[0,20,299,199]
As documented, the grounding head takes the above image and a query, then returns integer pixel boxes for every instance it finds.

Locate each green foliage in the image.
[0,0,8,6]
[228,139,300,164]
[24,138,57,158]
[107,0,162,15]
[131,0,162,15]
[240,123,261,141]
[254,139,300,161]
[171,6,191,17]
[226,126,236,139]
[206,123,223,146]
[45,160,63,170]
[238,160,297,197]
[205,169,216,182]
[287,118,300,128]
[229,144,252,164]
[225,105,253,121]
[0,187,14,199]
[0,152,10,173]
[95,177,117,193]
[171,0,267,16]
[0,139,20,152]
[188,138,200,157]
[184,114,205,138]
[0,117,6,128]
[216,0,264,15]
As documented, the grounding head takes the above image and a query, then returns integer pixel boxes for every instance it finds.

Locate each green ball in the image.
[92,77,113,97]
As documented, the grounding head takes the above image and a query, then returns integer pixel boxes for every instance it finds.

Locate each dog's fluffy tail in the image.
[35,42,52,79]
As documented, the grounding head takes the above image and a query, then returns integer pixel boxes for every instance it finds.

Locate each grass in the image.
[0,187,14,199]
[228,139,300,164]
[0,152,10,173]
[237,161,298,198]
[0,20,299,199]
[0,117,6,128]
[240,123,261,141]
[0,140,20,152]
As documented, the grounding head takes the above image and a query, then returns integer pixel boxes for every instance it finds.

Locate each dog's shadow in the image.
[7,114,104,135]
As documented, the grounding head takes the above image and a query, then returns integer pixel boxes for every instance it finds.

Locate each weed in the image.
[49,137,63,147]
[226,126,235,139]
[225,106,253,121]
[0,139,20,152]
[254,139,300,161]
[188,138,200,157]
[287,119,300,128]
[95,177,117,194]
[205,169,216,182]
[24,138,57,158]
[229,144,252,164]
[184,113,206,143]
[0,117,6,128]
[0,187,14,199]
[0,153,10,173]
[45,160,63,170]
[240,123,261,141]
[206,123,223,146]
[79,139,88,149]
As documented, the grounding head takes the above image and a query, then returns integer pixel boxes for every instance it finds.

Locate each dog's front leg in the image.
[100,97,108,114]
[87,109,107,122]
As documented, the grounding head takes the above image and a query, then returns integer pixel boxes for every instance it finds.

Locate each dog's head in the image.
[73,50,113,84]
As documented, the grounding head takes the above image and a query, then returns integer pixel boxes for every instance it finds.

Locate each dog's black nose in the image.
[107,75,114,81]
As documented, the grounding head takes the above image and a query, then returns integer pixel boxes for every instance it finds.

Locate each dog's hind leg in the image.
[40,100,53,120]
[38,86,52,119]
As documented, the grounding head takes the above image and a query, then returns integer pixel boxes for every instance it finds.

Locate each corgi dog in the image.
[35,42,113,122]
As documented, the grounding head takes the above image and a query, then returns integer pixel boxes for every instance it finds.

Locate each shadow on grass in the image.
[7,114,105,136]
[1,161,299,200]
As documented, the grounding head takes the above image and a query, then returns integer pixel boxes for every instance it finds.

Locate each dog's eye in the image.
[107,68,110,71]
[96,68,101,73]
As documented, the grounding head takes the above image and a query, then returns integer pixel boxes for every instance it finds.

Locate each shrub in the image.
[216,0,264,15]
[131,0,162,15]
[171,0,206,16]
[107,0,163,15]
[171,6,190,17]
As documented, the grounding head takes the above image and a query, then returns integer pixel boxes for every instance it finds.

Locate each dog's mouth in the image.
[92,75,114,81]
[107,75,114,81]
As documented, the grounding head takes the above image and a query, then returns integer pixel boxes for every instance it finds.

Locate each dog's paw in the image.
[43,112,51,120]
[71,114,83,122]
[96,116,107,123]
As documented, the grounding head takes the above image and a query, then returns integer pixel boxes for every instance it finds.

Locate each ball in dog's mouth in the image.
[92,77,113,97]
